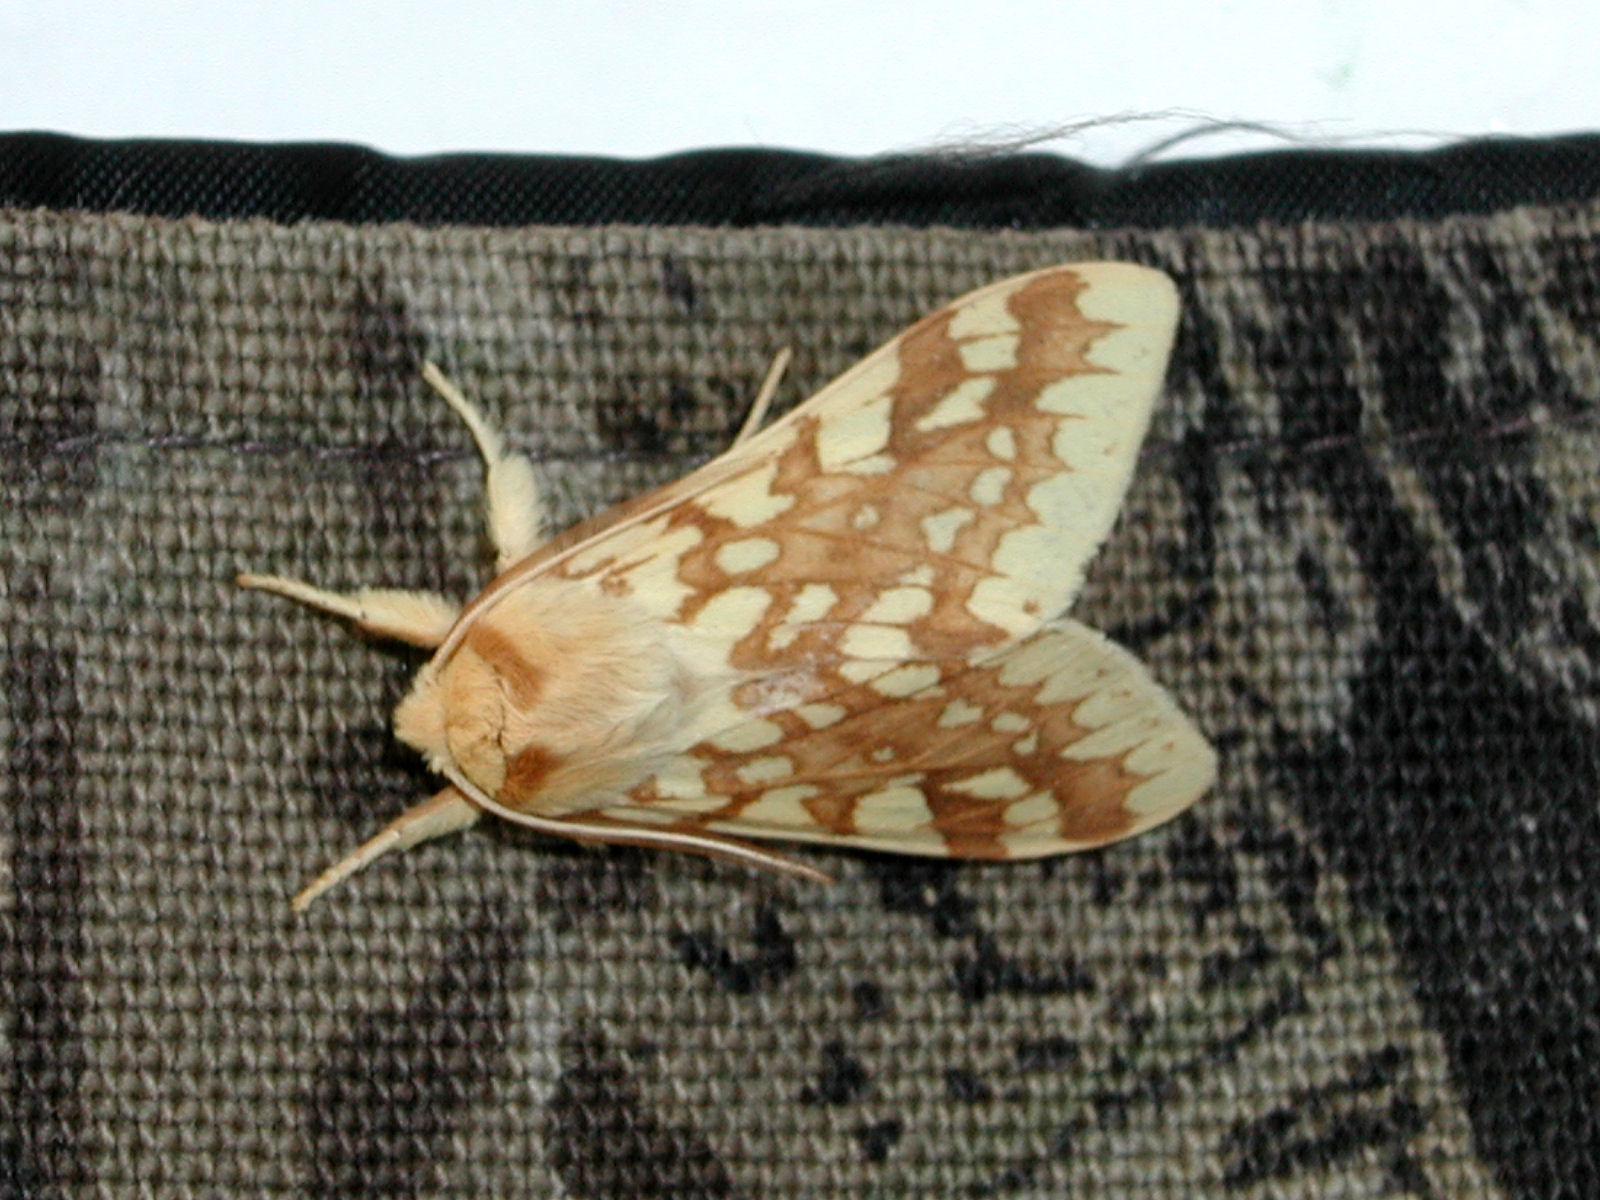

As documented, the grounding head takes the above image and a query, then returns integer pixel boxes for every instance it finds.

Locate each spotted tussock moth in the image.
[240,263,1215,909]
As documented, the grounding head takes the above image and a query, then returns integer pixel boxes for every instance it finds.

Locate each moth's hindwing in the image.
[588,619,1216,858]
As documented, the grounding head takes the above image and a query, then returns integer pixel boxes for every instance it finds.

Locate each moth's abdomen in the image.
[395,578,690,816]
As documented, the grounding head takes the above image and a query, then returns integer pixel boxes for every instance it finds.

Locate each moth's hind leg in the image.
[729,347,792,448]
[292,786,481,911]
[421,361,544,571]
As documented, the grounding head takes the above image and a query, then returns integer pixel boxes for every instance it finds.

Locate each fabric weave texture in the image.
[2,201,1597,1198]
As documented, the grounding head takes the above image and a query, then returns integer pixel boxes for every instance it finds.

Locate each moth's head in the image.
[393,580,686,810]
[393,647,511,795]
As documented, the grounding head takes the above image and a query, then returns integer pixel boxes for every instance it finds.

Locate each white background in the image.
[2,1,1594,164]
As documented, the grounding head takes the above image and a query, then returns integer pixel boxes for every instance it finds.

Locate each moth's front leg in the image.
[240,363,544,637]
[421,361,545,571]
[236,574,461,648]
[292,785,482,911]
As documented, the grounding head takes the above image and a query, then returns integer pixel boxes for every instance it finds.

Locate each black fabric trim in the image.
[4,130,1600,229]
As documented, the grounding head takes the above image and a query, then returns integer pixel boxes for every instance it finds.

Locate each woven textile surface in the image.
[2,203,1597,1198]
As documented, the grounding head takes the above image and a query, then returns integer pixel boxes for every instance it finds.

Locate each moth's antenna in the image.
[444,767,834,884]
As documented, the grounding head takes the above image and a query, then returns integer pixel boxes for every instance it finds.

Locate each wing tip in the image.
[1064,261,1181,341]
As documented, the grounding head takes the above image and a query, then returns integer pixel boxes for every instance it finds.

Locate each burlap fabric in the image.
[3,204,1596,1196]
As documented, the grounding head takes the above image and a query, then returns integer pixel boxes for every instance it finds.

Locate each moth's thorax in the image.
[393,577,689,814]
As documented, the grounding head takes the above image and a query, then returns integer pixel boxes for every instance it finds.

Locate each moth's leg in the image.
[421,362,544,572]
[237,574,460,648]
[730,346,792,448]
[292,786,482,912]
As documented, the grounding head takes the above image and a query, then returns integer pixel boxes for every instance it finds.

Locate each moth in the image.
[240,263,1215,910]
